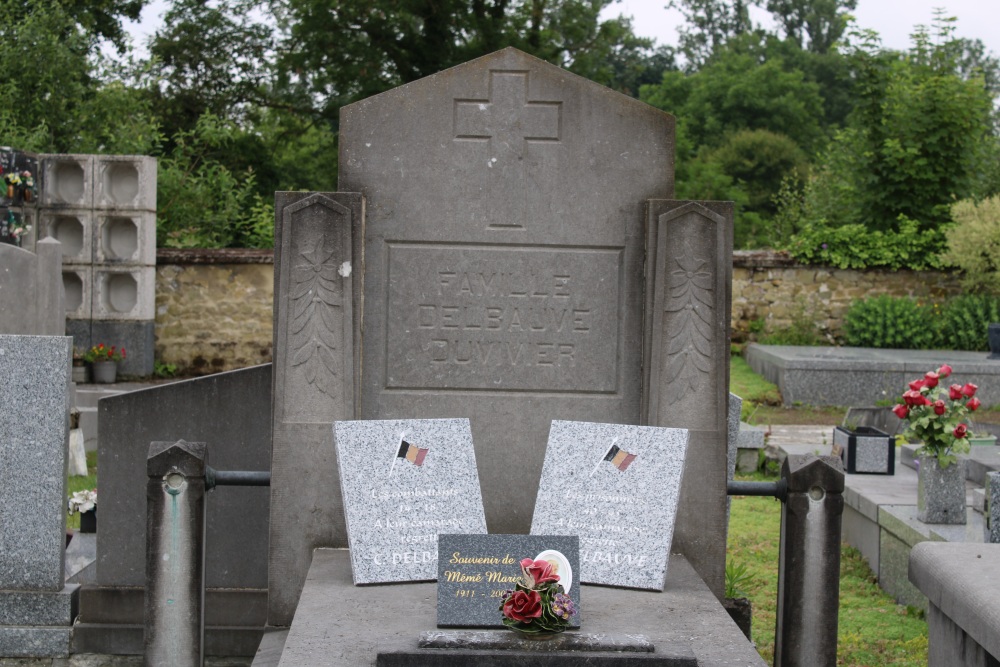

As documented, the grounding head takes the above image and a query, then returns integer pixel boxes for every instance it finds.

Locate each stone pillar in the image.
[268,192,362,626]
[644,200,733,600]
[0,335,77,657]
[144,440,207,667]
[34,237,64,335]
[774,454,845,667]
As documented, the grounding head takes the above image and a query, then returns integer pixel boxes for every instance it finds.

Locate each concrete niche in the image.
[47,213,91,264]
[41,156,93,208]
[101,216,138,261]
[95,156,156,210]
[93,267,154,320]
[63,268,92,319]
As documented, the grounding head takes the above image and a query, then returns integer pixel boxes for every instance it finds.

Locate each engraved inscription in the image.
[385,245,620,392]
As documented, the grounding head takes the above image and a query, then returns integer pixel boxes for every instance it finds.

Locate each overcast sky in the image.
[127,1,1000,58]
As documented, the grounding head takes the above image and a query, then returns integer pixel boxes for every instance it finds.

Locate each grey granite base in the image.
[418,631,655,652]
[274,549,764,667]
[0,585,79,625]
[0,626,72,657]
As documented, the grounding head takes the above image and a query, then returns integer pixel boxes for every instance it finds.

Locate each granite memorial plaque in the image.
[335,418,487,585]
[531,420,689,590]
[436,534,580,628]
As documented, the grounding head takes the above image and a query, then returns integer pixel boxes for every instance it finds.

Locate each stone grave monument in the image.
[40,154,157,375]
[0,335,76,657]
[267,48,733,638]
[259,46,749,665]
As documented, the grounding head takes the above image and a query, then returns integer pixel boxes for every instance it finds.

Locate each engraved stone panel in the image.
[385,244,621,392]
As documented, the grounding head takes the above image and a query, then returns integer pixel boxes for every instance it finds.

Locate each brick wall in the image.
[153,249,964,373]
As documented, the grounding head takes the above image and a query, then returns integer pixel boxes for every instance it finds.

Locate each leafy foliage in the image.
[787,217,947,270]
[941,195,1000,293]
[843,295,937,349]
[937,295,1000,351]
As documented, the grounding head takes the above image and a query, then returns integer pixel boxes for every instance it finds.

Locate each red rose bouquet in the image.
[893,364,976,468]
[498,558,576,635]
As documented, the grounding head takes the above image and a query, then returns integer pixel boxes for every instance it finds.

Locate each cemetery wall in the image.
[152,249,964,372]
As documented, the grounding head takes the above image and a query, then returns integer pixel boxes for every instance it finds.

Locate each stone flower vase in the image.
[92,360,118,384]
[917,453,966,524]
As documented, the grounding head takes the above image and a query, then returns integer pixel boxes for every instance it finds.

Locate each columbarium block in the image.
[40,155,93,209]
[41,210,92,265]
[94,156,156,211]
[62,267,92,320]
[92,266,155,320]
[94,212,155,265]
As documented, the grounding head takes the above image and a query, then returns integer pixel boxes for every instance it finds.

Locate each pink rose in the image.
[924,372,939,388]
[967,397,981,411]
[954,423,968,439]
[520,558,559,587]
[933,400,946,416]
[503,589,542,622]
[949,384,964,400]
[962,383,978,398]
[908,379,925,391]
[892,404,909,419]
[938,364,952,378]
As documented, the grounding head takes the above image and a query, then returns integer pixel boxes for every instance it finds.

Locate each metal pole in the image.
[773,454,845,667]
[145,440,207,667]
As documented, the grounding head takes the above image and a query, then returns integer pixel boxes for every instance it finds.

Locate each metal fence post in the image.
[773,454,845,667]
[145,440,207,667]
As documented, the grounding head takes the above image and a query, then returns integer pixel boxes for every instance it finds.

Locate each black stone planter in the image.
[79,509,97,533]
[989,323,1000,359]
[833,426,895,475]
[723,597,752,641]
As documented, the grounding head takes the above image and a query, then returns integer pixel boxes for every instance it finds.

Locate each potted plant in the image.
[84,344,126,384]
[723,560,753,641]
[498,557,577,638]
[68,488,97,533]
[892,364,977,524]
[72,348,90,384]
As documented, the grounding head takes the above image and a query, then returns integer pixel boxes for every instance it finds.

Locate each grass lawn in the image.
[728,472,929,666]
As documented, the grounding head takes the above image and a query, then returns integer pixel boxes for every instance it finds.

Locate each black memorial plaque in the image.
[436,534,580,628]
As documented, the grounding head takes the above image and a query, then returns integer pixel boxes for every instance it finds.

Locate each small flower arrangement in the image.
[68,489,97,514]
[498,558,576,635]
[5,210,30,240]
[893,364,978,468]
[83,344,126,363]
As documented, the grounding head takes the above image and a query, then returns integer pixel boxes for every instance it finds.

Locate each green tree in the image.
[666,0,755,70]
[763,0,856,54]
[793,17,994,235]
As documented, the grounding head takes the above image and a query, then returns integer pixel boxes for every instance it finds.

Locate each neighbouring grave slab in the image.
[436,534,580,628]
[745,344,1000,408]
[531,420,688,590]
[335,418,487,584]
[0,239,64,336]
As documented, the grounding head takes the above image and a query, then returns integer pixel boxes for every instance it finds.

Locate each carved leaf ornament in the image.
[289,245,342,393]
[664,252,714,402]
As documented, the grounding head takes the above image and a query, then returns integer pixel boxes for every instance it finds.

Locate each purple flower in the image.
[821,243,828,249]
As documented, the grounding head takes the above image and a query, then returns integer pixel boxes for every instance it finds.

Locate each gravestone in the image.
[0,335,77,657]
[334,418,487,584]
[531,420,689,590]
[0,238,64,336]
[268,47,733,626]
[73,365,271,656]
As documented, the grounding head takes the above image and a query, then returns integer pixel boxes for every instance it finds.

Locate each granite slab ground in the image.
[263,549,764,667]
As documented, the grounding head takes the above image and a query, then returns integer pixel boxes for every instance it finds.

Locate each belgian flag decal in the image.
[397,440,429,467]
[604,444,637,471]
